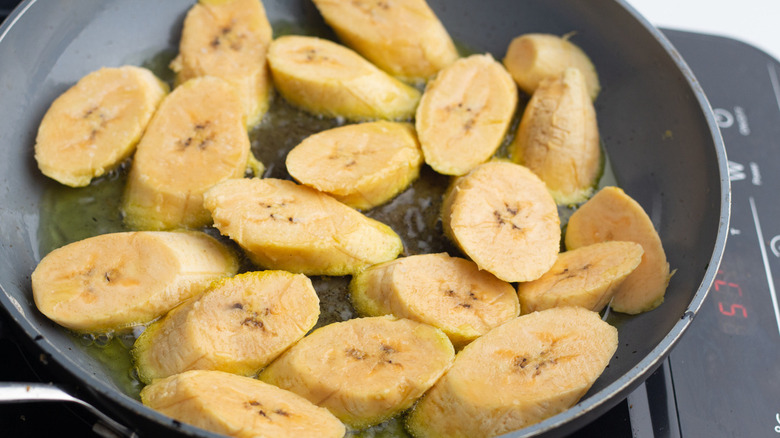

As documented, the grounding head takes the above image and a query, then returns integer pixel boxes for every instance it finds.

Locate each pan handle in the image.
[0,382,139,438]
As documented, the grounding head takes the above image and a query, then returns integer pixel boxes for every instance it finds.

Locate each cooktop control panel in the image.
[627,29,780,438]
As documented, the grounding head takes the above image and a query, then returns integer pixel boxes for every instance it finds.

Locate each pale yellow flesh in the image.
[416,54,518,176]
[35,66,167,187]
[511,68,601,205]
[31,231,238,332]
[267,35,421,121]
[170,0,273,127]
[141,370,345,438]
[122,76,255,231]
[442,161,560,282]
[286,121,423,210]
[517,241,644,313]
[203,178,403,276]
[565,186,672,314]
[311,0,458,82]
[259,316,454,428]
[350,253,519,348]
[406,307,618,438]
[133,270,320,383]
[503,33,601,100]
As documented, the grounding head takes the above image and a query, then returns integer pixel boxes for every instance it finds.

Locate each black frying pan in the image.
[0,0,729,436]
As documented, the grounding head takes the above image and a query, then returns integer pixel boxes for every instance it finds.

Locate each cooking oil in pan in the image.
[33,45,618,436]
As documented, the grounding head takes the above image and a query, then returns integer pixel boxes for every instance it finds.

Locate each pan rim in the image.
[0,0,731,436]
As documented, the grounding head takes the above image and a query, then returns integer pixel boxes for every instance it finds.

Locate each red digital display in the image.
[714,270,748,318]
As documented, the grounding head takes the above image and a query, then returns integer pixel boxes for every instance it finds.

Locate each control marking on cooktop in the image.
[749,196,780,336]
[769,62,780,115]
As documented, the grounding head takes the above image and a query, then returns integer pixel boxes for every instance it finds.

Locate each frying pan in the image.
[0,0,729,436]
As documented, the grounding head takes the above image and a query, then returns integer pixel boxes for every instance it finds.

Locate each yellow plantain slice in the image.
[141,370,346,438]
[503,33,601,100]
[285,121,423,210]
[349,253,519,348]
[510,67,601,205]
[517,241,644,314]
[267,35,421,121]
[441,161,560,283]
[259,316,454,429]
[170,0,273,127]
[31,231,238,333]
[416,54,518,176]
[203,178,403,276]
[406,306,618,438]
[34,66,168,187]
[311,0,459,83]
[122,76,260,231]
[565,186,673,314]
[132,270,320,384]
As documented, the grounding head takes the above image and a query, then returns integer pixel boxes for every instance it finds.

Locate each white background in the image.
[626,0,780,62]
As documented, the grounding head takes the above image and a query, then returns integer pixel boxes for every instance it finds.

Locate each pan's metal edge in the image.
[0,0,35,40]
[0,2,234,435]
[501,1,732,437]
[0,0,732,437]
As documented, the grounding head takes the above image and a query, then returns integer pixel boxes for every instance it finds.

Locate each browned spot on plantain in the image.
[241,308,271,330]
[255,201,296,223]
[243,398,293,420]
[442,286,481,309]
[493,203,523,231]
[83,106,109,140]
[241,317,264,330]
[178,121,214,151]
[379,343,402,367]
[511,345,560,377]
[513,356,528,368]
[346,348,368,360]
[302,48,330,63]
[351,0,391,15]
[344,344,401,366]
[210,20,245,51]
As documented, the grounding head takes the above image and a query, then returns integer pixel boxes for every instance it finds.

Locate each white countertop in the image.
[626,0,780,62]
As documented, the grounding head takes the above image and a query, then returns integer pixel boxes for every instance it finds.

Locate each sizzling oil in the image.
[35,33,618,437]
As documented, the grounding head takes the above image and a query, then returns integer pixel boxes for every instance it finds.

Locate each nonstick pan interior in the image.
[0,0,728,436]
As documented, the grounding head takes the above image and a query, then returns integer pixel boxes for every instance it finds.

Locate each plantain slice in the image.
[349,253,519,348]
[122,76,261,231]
[416,54,518,176]
[502,33,601,100]
[31,231,238,333]
[141,370,346,438]
[203,177,403,276]
[34,66,168,187]
[510,68,601,205]
[259,316,454,429]
[285,121,423,210]
[441,161,560,283]
[564,186,673,314]
[170,0,273,127]
[406,306,618,438]
[310,0,459,83]
[132,270,320,384]
[266,35,421,121]
[517,241,644,314]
